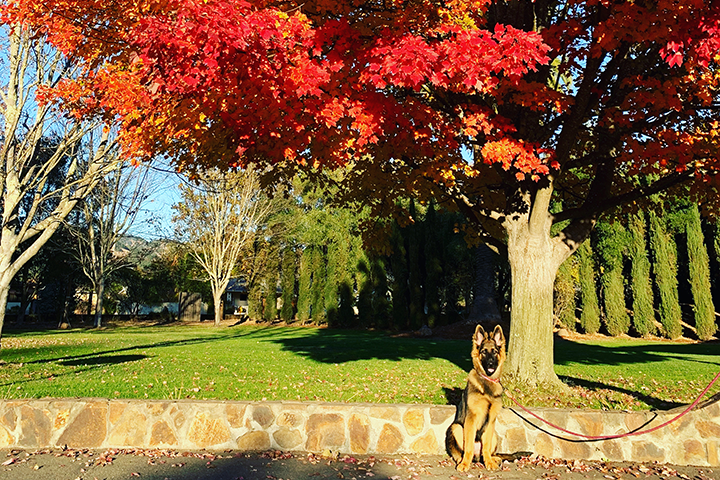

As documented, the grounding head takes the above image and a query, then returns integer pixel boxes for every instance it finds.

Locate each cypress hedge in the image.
[628,212,656,336]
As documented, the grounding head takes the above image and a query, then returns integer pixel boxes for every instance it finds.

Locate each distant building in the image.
[225,278,249,316]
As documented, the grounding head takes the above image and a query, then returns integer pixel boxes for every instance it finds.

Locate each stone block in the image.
[533,433,554,458]
[19,406,51,447]
[171,406,188,430]
[252,405,275,428]
[503,427,527,453]
[600,440,623,462]
[57,404,107,448]
[277,412,302,429]
[559,439,591,460]
[108,412,148,446]
[403,409,424,436]
[226,404,246,428]
[668,413,693,435]
[0,409,16,431]
[571,412,603,437]
[188,412,231,448]
[625,412,652,433]
[702,401,720,418]
[498,408,521,428]
[274,427,303,449]
[349,414,370,454]
[429,407,454,425]
[370,407,400,422]
[0,425,13,448]
[632,441,666,463]
[683,438,704,461]
[237,430,271,451]
[150,420,177,447]
[147,402,168,416]
[305,414,345,452]
[696,420,720,439]
[53,409,70,430]
[708,440,718,466]
[376,423,403,454]
[410,430,438,454]
[108,403,126,426]
[542,411,569,430]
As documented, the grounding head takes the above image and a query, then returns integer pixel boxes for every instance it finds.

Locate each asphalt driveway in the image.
[0,448,716,480]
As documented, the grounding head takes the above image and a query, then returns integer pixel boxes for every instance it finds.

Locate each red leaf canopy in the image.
[5,0,720,211]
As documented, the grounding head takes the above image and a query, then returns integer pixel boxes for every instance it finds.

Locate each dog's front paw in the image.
[483,456,501,471]
[456,460,472,472]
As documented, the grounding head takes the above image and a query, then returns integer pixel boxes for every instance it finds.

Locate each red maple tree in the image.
[7,0,720,386]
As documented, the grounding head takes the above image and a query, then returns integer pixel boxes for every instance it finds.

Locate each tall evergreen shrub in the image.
[555,258,577,331]
[262,244,280,321]
[310,247,325,324]
[685,205,717,340]
[649,210,683,338]
[578,241,601,334]
[628,213,656,336]
[595,221,630,336]
[279,246,296,322]
[297,247,313,323]
[324,242,340,325]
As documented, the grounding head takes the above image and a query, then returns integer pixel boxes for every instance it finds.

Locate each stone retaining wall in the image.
[0,398,718,466]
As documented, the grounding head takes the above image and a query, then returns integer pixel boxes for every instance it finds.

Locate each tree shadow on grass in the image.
[59,354,149,367]
[559,375,685,410]
[272,329,718,410]
[267,328,472,369]
[270,329,720,372]
[554,337,720,368]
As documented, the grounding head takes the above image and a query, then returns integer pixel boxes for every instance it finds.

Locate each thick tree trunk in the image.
[505,229,563,386]
[501,188,573,389]
[94,279,105,328]
[213,291,223,326]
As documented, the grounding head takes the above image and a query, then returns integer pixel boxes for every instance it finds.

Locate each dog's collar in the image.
[480,373,500,383]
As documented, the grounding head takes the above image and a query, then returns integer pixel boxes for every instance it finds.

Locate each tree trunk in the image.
[94,279,105,328]
[502,191,570,389]
[213,290,223,326]
[0,281,10,348]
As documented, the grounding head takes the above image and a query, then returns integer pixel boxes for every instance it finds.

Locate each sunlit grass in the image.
[0,325,717,410]
[0,325,468,405]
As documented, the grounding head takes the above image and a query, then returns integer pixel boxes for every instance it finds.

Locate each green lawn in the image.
[0,324,718,410]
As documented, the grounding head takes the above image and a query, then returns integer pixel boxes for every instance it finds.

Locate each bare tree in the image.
[173,168,272,326]
[68,161,156,327]
[0,26,120,343]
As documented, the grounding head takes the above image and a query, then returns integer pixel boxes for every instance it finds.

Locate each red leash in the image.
[501,369,720,441]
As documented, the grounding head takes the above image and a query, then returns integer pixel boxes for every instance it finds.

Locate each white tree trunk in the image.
[213,290,224,326]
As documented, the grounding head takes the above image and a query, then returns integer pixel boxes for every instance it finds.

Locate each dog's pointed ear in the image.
[474,324,486,345]
[492,325,505,346]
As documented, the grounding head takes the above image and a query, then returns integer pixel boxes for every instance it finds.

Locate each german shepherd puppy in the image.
[446,324,506,472]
